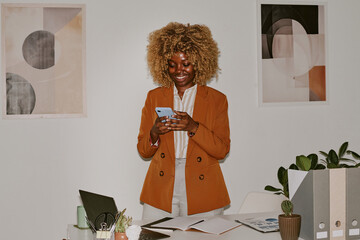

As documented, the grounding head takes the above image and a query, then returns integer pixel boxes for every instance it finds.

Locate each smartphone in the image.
[155,107,177,122]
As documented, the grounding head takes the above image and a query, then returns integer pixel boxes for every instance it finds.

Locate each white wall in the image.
[1,0,360,239]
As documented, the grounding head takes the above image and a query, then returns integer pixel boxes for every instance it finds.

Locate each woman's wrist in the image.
[188,122,199,137]
[150,129,159,144]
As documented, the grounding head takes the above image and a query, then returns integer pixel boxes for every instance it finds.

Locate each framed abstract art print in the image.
[1,3,86,118]
[257,1,327,105]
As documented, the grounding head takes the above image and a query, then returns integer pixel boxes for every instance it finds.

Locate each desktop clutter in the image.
[91,208,140,240]
[265,141,360,240]
[78,190,143,240]
[77,189,243,240]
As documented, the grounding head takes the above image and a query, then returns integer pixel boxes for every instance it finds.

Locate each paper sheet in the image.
[190,217,241,235]
[152,216,204,231]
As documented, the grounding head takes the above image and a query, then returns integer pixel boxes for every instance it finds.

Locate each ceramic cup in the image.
[77,205,88,228]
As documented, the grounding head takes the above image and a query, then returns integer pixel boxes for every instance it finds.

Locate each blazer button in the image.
[199,174,204,180]
[161,153,165,158]
[197,157,202,162]
[159,171,164,176]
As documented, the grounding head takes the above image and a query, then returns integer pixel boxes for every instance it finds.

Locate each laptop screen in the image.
[79,189,118,230]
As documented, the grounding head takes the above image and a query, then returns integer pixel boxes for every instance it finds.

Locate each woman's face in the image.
[168,52,195,89]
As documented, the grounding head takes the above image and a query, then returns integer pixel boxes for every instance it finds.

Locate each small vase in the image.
[278,214,301,240]
[114,232,128,240]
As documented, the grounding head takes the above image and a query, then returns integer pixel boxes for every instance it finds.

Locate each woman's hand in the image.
[169,111,199,133]
[150,116,171,144]
[150,111,199,144]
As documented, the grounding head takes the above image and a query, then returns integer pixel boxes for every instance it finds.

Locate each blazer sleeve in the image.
[137,91,158,158]
[191,94,230,160]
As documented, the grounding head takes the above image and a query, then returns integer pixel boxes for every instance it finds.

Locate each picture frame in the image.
[1,3,86,118]
[257,0,328,106]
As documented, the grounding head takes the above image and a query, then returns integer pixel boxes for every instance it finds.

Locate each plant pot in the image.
[114,232,128,240]
[278,214,301,240]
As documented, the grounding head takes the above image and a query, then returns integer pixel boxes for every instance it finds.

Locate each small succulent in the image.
[115,208,132,233]
[281,200,293,216]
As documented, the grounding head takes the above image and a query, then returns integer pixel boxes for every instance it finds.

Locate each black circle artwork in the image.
[22,30,55,69]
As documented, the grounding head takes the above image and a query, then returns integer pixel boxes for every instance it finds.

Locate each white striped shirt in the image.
[173,84,197,158]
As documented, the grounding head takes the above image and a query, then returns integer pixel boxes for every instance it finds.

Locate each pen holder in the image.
[77,205,88,228]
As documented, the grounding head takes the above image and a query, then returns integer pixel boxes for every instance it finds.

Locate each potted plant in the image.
[319,141,360,168]
[265,142,360,197]
[114,209,132,240]
[264,153,325,198]
[278,200,301,240]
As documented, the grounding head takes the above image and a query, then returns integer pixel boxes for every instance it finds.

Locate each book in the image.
[141,217,176,233]
[151,216,241,235]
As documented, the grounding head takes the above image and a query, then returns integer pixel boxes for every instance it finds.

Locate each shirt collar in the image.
[173,84,198,96]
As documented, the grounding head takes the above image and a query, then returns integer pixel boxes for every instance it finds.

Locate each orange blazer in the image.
[137,85,230,215]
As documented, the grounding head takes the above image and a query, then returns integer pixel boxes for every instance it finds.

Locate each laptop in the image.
[79,189,118,230]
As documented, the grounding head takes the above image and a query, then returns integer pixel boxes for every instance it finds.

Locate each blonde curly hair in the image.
[147,22,220,87]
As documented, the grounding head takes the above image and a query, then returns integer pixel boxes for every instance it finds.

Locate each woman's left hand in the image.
[168,110,199,133]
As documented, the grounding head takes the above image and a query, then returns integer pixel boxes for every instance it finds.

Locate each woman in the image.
[137,22,230,219]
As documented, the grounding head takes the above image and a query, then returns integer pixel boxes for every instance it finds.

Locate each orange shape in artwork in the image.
[309,66,326,101]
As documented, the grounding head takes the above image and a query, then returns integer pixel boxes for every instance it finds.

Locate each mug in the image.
[77,205,88,228]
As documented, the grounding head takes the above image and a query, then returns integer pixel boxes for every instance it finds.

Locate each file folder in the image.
[291,169,330,240]
[329,169,346,239]
[346,168,360,239]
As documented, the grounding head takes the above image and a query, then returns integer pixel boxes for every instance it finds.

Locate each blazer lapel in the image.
[161,86,175,159]
[186,85,208,158]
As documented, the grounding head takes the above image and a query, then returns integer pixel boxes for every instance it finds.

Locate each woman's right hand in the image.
[150,116,171,144]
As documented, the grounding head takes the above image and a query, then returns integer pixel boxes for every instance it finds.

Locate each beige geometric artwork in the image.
[258,3,326,104]
[2,4,86,118]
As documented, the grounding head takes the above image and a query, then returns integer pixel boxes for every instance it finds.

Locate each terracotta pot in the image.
[278,214,301,240]
[114,232,128,240]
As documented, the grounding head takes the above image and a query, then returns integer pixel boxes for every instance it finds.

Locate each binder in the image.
[329,169,346,239]
[290,168,360,240]
[346,168,360,239]
[291,169,330,240]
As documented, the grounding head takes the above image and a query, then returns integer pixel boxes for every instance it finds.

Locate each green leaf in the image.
[277,167,287,185]
[339,142,348,158]
[328,163,338,168]
[319,151,328,157]
[283,184,289,198]
[339,158,357,164]
[347,150,360,160]
[320,159,328,165]
[265,185,282,192]
[289,164,299,170]
[307,153,318,169]
[282,170,288,187]
[315,164,326,169]
[296,155,311,171]
[328,150,339,165]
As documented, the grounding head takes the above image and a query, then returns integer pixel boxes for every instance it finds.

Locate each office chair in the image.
[238,191,288,214]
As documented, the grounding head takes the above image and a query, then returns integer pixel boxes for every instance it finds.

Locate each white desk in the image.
[67,214,304,240]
